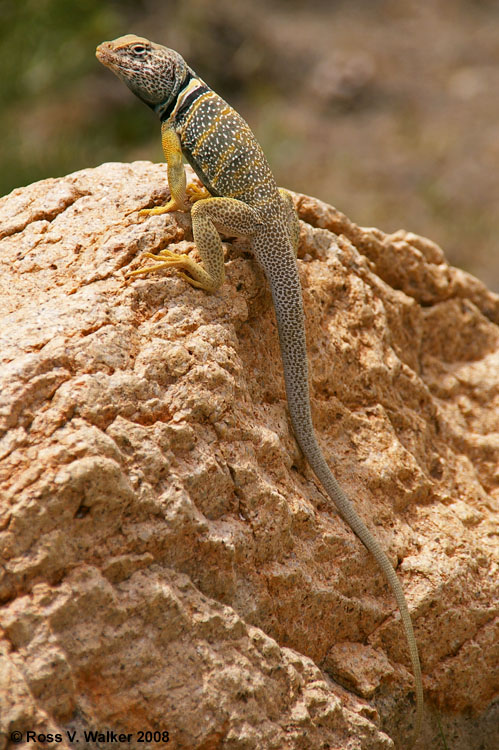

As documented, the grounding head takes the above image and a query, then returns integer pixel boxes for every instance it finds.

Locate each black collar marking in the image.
[159,69,194,122]
[175,82,210,120]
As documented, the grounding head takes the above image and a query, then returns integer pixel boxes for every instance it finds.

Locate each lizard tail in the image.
[264,252,423,744]
[300,430,424,743]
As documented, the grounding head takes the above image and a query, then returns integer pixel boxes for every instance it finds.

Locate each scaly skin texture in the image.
[96,34,423,743]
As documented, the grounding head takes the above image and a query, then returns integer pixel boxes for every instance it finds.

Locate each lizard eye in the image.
[131,44,147,56]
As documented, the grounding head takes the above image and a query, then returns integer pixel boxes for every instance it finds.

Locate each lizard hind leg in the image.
[131,196,262,293]
[187,196,262,292]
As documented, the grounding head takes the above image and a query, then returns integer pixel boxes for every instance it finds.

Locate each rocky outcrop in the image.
[0,162,497,749]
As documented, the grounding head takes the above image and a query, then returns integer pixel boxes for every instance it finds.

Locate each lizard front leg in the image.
[131,124,210,213]
[131,196,262,293]
[136,124,188,216]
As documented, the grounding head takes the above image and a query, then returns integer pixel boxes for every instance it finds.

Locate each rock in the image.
[0,161,497,749]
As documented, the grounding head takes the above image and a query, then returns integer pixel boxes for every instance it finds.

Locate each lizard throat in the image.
[156,71,209,123]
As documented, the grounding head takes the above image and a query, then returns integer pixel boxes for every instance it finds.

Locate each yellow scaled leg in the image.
[128,125,262,292]
[131,196,262,292]
[186,183,211,203]
[132,182,210,217]
[129,248,215,289]
[128,129,210,217]
[132,201,177,217]
[127,125,188,217]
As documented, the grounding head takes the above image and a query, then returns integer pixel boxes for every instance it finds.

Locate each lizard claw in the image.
[128,248,218,291]
[125,197,185,219]
[186,183,211,203]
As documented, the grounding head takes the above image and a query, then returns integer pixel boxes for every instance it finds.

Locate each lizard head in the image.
[96,35,187,110]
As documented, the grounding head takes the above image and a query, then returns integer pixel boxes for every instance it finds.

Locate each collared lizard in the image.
[96,34,423,742]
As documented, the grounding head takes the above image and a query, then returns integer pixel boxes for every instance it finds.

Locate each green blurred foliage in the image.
[0,0,205,193]
[1,0,112,106]
[0,0,120,192]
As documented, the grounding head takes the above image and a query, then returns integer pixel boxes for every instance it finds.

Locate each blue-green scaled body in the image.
[96,34,423,743]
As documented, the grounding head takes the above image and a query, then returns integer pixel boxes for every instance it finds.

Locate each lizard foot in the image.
[125,197,185,218]
[128,248,216,291]
[186,183,211,203]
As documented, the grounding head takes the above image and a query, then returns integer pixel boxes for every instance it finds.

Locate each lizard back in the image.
[167,74,282,217]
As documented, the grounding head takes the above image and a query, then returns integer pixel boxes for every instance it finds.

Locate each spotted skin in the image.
[97,35,423,741]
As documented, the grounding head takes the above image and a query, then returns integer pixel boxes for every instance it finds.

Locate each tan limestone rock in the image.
[0,162,497,749]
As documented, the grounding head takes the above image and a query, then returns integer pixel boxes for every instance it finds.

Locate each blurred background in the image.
[1,0,498,289]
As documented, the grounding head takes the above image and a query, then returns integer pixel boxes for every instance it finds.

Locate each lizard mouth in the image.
[95,45,132,75]
[96,44,117,67]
